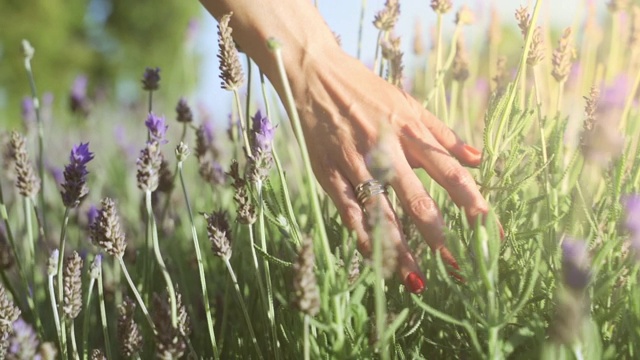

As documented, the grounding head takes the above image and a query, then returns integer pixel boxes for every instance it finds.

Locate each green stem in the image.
[49,273,66,359]
[223,258,263,360]
[304,314,310,360]
[70,321,79,360]
[57,207,70,359]
[177,161,219,358]
[118,256,156,334]
[145,191,178,328]
[23,197,35,278]
[433,14,443,118]
[620,64,640,132]
[23,50,47,238]
[268,39,334,279]
[357,0,367,60]
[96,264,113,360]
[233,90,253,159]
[82,278,96,360]
[372,201,388,360]
[257,181,280,359]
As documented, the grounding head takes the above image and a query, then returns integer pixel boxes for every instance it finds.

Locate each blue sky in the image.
[193,0,603,121]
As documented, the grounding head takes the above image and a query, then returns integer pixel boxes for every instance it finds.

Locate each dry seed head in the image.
[37,342,57,360]
[152,292,186,359]
[515,6,531,37]
[583,86,600,132]
[452,36,470,83]
[175,97,193,124]
[156,158,174,193]
[493,56,510,96]
[6,318,40,360]
[217,12,244,91]
[292,237,321,316]
[0,284,20,333]
[430,0,452,14]
[412,20,424,55]
[1,133,17,183]
[348,251,361,285]
[373,0,400,31]
[227,160,256,224]
[90,349,106,360]
[90,197,127,257]
[204,210,232,260]
[63,251,83,319]
[551,27,576,83]
[136,140,163,192]
[117,297,143,358]
[455,5,475,26]
[0,231,13,270]
[9,131,40,198]
[527,26,545,66]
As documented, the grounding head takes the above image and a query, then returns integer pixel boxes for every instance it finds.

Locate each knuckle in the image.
[444,166,474,189]
[407,195,439,222]
[341,204,364,231]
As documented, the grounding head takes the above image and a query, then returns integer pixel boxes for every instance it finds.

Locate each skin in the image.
[200,0,492,293]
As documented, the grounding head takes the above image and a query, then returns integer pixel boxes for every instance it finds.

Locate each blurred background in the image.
[0,0,601,127]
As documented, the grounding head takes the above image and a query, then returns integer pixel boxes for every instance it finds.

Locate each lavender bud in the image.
[89,254,102,280]
[217,13,244,91]
[204,210,232,260]
[7,318,39,359]
[21,40,34,61]
[136,141,163,192]
[63,251,83,319]
[152,291,186,358]
[175,98,193,123]
[90,198,127,258]
[69,75,90,117]
[251,110,275,153]
[141,67,161,91]
[118,298,143,357]
[561,237,591,290]
[623,194,640,259]
[292,237,320,316]
[9,131,40,199]
[61,143,94,208]
[176,142,190,162]
[0,283,21,333]
[47,250,59,276]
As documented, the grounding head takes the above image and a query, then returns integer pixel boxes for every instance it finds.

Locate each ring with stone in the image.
[354,179,388,208]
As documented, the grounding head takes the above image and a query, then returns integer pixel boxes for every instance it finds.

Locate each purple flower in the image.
[70,75,90,116]
[145,113,168,144]
[87,205,99,227]
[561,237,591,290]
[21,97,36,126]
[251,110,275,153]
[142,67,161,91]
[47,165,64,187]
[61,143,94,208]
[9,318,39,358]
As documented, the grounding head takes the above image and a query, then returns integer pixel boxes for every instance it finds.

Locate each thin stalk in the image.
[96,265,113,360]
[82,277,96,360]
[57,207,71,357]
[449,81,460,127]
[247,223,272,349]
[555,80,565,116]
[246,54,253,136]
[620,64,640,132]
[373,30,384,76]
[233,90,253,159]
[70,321,79,360]
[606,14,619,81]
[117,256,156,334]
[23,198,35,278]
[145,191,178,327]
[269,40,334,279]
[259,71,301,244]
[23,50,47,237]
[49,273,66,359]
[148,90,153,114]
[304,314,310,360]
[357,0,367,60]
[490,0,542,164]
[423,25,462,108]
[177,161,219,358]
[372,201,388,360]
[433,14,443,118]
[257,181,280,359]
[223,258,263,359]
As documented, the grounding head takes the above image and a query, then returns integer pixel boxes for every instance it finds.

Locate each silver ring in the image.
[354,179,388,208]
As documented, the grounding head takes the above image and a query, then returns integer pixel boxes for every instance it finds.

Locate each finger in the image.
[418,106,482,167]
[335,151,426,293]
[389,159,459,270]
[403,127,489,224]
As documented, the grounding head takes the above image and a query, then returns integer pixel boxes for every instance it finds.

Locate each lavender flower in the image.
[561,237,591,290]
[251,110,275,153]
[63,251,83,319]
[9,131,40,198]
[204,210,232,260]
[69,75,90,117]
[21,97,36,127]
[175,98,193,124]
[145,113,168,144]
[136,141,163,192]
[141,67,161,91]
[118,298,143,357]
[86,205,98,228]
[292,237,320,316]
[0,283,21,334]
[7,319,39,360]
[61,143,94,208]
[90,198,127,258]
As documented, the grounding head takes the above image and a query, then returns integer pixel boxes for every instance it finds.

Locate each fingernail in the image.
[464,144,482,157]
[406,272,425,294]
[498,222,505,240]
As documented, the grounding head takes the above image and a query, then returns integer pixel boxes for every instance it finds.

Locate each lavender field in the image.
[1,1,640,359]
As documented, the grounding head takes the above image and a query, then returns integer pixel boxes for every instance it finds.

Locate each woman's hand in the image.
[286,47,490,293]
[200,0,494,293]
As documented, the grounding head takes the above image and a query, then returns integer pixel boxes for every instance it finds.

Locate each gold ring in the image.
[354,179,388,208]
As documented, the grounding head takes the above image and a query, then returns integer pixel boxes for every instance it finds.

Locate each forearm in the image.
[199,0,340,96]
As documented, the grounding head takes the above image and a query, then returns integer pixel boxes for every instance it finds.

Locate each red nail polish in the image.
[464,144,482,157]
[498,223,505,240]
[406,272,425,294]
